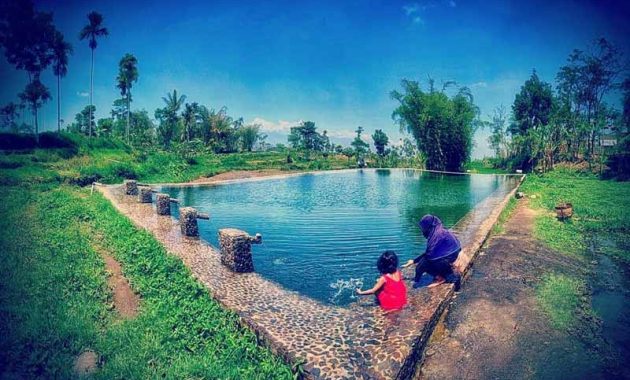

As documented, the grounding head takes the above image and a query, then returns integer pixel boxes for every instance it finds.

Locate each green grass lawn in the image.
[517,169,628,331]
[0,183,294,379]
[520,169,630,262]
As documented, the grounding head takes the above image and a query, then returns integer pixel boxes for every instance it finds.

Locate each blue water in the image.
[160,169,512,305]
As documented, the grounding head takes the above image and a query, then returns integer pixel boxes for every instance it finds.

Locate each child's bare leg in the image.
[428,275,446,288]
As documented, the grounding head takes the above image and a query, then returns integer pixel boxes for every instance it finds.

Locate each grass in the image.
[465,159,511,174]
[519,169,630,262]
[536,273,585,330]
[491,196,518,235]
[0,183,293,378]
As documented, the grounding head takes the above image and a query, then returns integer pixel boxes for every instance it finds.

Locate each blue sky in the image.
[1,0,629,157]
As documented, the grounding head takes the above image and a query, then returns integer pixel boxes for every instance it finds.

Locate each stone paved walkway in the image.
[98,173,521,379]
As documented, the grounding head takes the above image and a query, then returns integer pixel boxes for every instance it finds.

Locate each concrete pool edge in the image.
[147,167,523,188]
[96,171,525,379]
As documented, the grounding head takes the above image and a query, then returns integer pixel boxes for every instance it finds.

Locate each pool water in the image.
[160,169,514,305]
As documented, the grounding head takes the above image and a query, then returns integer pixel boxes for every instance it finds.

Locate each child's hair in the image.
[377,250,399,274]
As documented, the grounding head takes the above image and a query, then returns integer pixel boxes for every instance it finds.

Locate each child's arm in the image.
[356,277,386,295]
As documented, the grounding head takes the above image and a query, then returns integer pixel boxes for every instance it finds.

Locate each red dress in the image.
[377,271,407,310]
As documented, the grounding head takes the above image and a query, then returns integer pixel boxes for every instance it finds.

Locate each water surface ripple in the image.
[161,169,511,305]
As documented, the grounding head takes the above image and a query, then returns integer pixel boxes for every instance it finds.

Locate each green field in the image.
[0,137,627,376]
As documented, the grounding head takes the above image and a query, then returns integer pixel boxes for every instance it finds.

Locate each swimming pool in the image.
[160,169,516,305]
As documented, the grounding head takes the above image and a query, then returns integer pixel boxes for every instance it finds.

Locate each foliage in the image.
[116,53,138,142]
[351,126,370,164]
[287,121,328,159]
[487,105,509,160]
[79,11,108,137]
[79,11,108,50]
[371,129,389,158]
[239,124,264,152]
[391,79,478,171]
[0,102,22,131]
[18,78,51,137]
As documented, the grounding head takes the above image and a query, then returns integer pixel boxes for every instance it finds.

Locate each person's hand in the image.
[356,288,363,295]
[402,259,414,268]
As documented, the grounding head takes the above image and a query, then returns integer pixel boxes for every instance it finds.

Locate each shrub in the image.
[0,133,37,149]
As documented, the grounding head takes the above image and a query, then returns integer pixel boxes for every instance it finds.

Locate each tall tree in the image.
[18,78,51,138]
[156,90,186,148]
[51,30,72,132]
[372,129,390,158]
[181,102,199,142]
[0,102,21,131]
[240,124,263,152]
[0,0,55,82]
[487,105,509,159]
[351,126,370,164]
[510,71,555,170]
[556,38,625,161]
[79,11,108,138]
[116,53,138,143]
[391,79,478,171]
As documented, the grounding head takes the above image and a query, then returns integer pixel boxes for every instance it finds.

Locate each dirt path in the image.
[101,252,139,318]
[191,169,290,184]
[417,200,630,379]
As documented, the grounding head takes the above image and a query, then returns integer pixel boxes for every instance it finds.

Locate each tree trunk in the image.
[57,74,61,133]
[89,47,94,137]
[126,90,130,143]
[34,106,39,144]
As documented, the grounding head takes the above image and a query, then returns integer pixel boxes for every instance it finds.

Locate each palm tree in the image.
[79,11,108,138]
[116,53,138,143]
[18,78,51,142]
[162,89,186,118]
[51,31,73,133]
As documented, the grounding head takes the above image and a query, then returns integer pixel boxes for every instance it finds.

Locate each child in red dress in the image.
[356,250,407,311]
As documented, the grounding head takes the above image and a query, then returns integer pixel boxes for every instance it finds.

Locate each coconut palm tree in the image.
[162,89,186,120]
[116,53,138,143]
[51,31,72,133]
[79,11,108,138]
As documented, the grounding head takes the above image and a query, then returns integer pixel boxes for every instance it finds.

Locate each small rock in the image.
[426,348,436,357]
[73,350,98,377]
[530,194,537,199]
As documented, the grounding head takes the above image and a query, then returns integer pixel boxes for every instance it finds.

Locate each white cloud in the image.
[251,117,302,133]
[412,16,424,25]
[77,91,89,98]
[470,81,488,89]
[327,130,357,139]
[403,3,420,15]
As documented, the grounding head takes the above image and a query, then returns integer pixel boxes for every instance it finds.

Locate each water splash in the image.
[329,278,364,304]
[272,257,286,265]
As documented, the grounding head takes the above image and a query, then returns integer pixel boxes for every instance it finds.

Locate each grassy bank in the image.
[516,169,628,331]
[0,183,294,379]
[520,169,629,262]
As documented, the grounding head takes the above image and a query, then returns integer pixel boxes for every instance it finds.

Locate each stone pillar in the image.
[179,207,200,237]
[123,179,138,195]
[156,193,171,215]
[138,186,153,203]
[218,228,262,273]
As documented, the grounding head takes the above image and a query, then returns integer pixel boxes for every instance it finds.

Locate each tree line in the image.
[487,39,629,174]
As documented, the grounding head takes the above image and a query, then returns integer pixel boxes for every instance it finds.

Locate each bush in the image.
[605,135,630,181]
[0,133,37,149]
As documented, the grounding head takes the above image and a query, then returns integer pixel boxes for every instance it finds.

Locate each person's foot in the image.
[427,276,446,288]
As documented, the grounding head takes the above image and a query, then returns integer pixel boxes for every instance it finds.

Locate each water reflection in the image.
[160,169,509,305]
